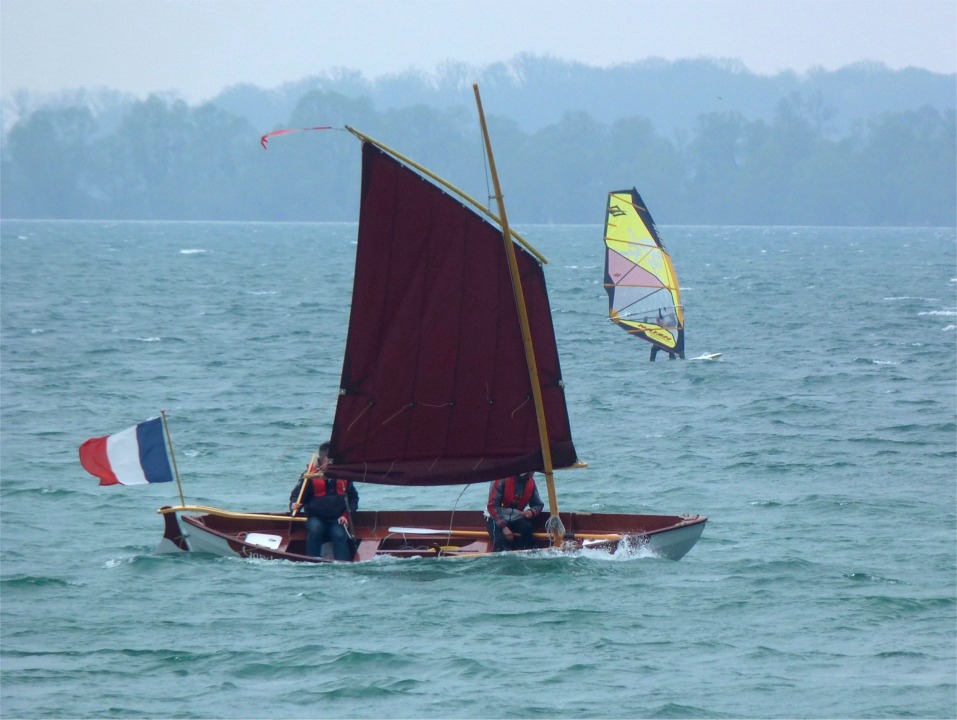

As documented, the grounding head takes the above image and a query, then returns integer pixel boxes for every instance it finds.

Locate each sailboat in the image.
[603,188,686,360]
[156,87,706,562]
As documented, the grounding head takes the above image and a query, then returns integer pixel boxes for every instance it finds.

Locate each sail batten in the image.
[327,142,577,486]
[603,188,685,356]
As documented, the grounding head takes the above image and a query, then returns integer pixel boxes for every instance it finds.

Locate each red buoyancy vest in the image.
[502,476,535,509]
[311,476,350,497]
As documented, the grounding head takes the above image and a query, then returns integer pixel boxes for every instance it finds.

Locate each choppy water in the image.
[1,220,955,719]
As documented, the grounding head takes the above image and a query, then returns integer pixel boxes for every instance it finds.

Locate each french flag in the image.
[79,417,174,486]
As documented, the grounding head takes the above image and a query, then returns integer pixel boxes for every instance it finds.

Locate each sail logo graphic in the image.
[609,204,627,217]
[638,323,676,347]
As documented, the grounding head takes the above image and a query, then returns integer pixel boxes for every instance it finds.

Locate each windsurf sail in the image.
[603,188,685,357]
[325,140,578,486]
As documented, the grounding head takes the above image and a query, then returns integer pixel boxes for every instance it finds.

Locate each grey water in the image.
[1,220,955,719]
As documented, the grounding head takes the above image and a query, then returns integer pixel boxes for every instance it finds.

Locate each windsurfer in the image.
[289,443,359,561]
[650,346,677,361]
[649,309,678,361]
[485,472,544,551]
[648,308,685,362]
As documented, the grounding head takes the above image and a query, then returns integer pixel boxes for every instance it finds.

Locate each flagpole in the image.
[160,410,186,507]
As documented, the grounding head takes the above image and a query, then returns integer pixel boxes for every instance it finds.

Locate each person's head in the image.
[317,442,331,467]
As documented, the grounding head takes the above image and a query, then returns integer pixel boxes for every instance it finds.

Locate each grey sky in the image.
[2,0,955,102]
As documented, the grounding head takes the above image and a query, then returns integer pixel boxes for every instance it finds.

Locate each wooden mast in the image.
[471,83,565,547]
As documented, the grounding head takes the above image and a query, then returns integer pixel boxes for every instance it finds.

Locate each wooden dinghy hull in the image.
[156,506,706,562]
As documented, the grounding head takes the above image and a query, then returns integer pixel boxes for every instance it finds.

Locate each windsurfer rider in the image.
[485,472,544,552]
[649,346,677,361]
[289,442,359,561]
[649,308,683,361]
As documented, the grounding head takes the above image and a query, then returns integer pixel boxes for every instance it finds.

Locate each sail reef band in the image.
[289,446,545,560]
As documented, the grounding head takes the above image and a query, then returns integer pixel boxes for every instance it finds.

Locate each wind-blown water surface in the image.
[2,221,954,718]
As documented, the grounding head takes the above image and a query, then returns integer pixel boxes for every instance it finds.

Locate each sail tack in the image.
[327,143,577,486]
[603,188,684,355]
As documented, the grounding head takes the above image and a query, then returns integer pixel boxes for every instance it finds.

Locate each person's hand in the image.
[290,502,301,513]
[338,516,348,526]
[502,526,514,539]
[521,509,533,519]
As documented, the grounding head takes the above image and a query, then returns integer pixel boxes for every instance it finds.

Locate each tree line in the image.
[2,89,954,226]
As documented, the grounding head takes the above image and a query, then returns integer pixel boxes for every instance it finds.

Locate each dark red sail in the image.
[327,143,577,486]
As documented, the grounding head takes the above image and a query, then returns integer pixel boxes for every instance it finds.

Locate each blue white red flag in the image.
[79,417,174,486]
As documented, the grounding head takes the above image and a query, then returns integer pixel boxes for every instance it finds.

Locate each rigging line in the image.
[479,120,493,209]
[270,440,307,485]
[341,401,413,449]
[510,396,531,418]
[287,387,342,476]
[448,483,471,539]
[380,403,412,426]
[345,459,399,485]
[344,402,372,433]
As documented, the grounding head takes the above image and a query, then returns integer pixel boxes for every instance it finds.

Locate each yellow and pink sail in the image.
[603,188,685,357]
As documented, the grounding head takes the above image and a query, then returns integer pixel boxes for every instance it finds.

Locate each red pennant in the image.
[260,126,334,149]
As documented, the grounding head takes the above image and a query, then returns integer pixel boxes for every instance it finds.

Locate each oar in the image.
[291,449,319,517]
[287,450,319,551]
[387,526,621,542]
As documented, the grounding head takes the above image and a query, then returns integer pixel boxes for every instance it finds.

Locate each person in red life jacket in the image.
[485,471,544,552]
[289,442,359,561]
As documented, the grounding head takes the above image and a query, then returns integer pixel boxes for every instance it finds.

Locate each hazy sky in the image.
[2,0,955,102]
